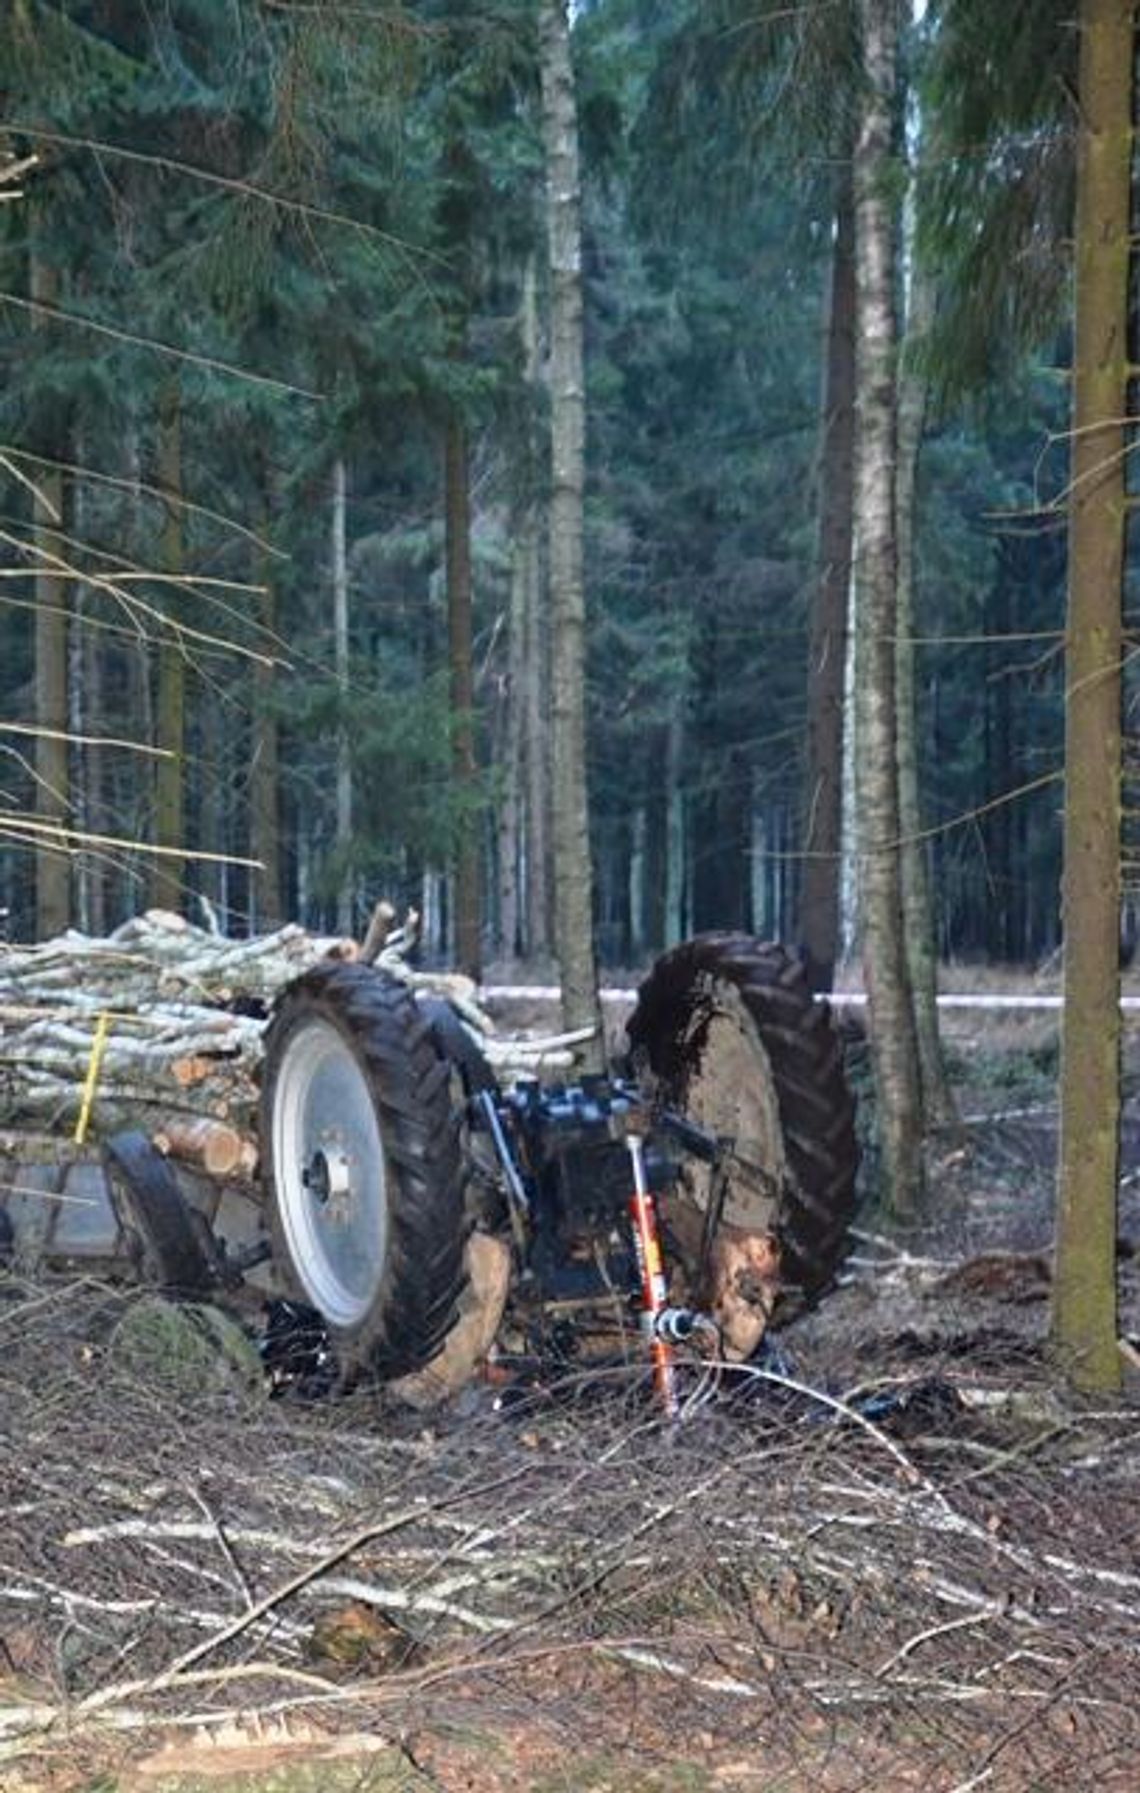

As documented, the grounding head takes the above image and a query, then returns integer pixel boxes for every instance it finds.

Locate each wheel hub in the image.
[303,1141,353,1213]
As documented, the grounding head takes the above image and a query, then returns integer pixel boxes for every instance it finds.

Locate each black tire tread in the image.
[260,962,468,1380]
[626,933,859,1322]
[103,1130,216,1299]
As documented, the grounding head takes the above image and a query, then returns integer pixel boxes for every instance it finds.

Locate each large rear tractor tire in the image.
[260,962,468,1383]
[626,934,858,1342]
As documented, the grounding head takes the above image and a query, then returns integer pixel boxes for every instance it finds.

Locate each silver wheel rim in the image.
[271,1016,389,1327]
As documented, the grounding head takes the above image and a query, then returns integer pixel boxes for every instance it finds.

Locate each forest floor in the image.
[3,979,1140,1793]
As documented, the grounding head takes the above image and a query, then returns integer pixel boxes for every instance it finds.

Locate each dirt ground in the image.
[3,997,1139,1793]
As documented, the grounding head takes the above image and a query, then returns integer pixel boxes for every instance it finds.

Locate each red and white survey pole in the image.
[625,1129,680,1420]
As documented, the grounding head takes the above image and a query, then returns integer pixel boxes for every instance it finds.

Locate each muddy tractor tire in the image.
[626,933,858,1330]
[259,962,469,1383]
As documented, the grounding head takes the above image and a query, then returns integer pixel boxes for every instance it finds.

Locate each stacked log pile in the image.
[0,909,591,1176]
[0,912,289,1150]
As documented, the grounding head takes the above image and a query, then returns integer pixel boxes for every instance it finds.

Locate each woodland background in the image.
[0,1,1099,971]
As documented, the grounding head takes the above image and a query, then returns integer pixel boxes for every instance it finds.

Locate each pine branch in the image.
[7,124,430,267]
[0,293,322,400]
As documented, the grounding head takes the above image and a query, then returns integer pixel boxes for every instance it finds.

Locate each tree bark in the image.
[643,726,670,954]
[692,613,751,934]
[500,502,527,964]
[800,159,856,995]
[1052,0,1131,1393]
[250,479,282,932]
[32,463,70,940]
[540,0,603,1061]
[666,713,686,945]
[896,259,959,1130]
[444,410,482,980]
[148,382,187,915]
[332,455,354,939]
[197,675,228,922]
[30,254,71,940]
[853,0,924,1211]
[522,509,550,963]
[517,255,550,965]
[71,451,107,938]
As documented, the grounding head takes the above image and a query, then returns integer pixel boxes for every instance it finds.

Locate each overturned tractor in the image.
[2,928,859,1408]
[254,932,858,1405]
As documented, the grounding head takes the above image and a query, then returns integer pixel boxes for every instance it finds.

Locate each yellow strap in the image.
[74,1011,111,1146]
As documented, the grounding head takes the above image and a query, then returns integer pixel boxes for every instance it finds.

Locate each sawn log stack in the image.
[0,908,576,1180]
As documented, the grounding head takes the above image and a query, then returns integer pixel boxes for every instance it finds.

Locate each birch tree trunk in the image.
[498,280,530,968]
[1052,0,1130,1393]
[540,0,603,1061]
[896,260,958,1130]
[500,503,527,963]
[642,725,669,953]
[522,517,550,962]
[517,256,550,965]
[32,461,70,939]
[122,410,151,919]
[853,0,924,1210]
[197,676,227,919]
[69,454,87,935]
[78,598,106,936]
[148,380,187,915]
[250,480,282,931]
[332,456,353,938]
[444,410,482,979]
[71,452,106,937]
[30,252,71,940]
[800,162,855,994]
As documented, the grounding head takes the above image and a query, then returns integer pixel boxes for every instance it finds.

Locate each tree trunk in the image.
[30,253,71,940]
[32,460,70,939]
[666,713,686,945]
[444,410,482,979]
[196,675,228,924]
[516,256,550,966]
[332,456,354,938]
[71,452,107,938]
[800,159,855,995]
[1052,0,1130,1393]
[500,503,528,964]
[70,447,89,936]
[540,0,603,1060]
[896,259,959,1130]
[148,382,187,916]
[853,0,924,1212]
[643,725,670,954]
[522,511,550,963]
[692,613,751,934]
[79,605,107,936]
[250,482,282,932]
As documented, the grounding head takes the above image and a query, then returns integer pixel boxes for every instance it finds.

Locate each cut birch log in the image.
[152,1118,258,1180]
[170,1054,225,1088]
